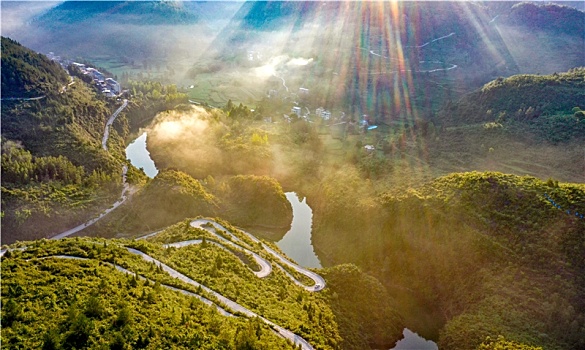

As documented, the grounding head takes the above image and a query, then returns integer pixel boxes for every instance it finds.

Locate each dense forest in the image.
[87,170,293,238]
[311,171,585,349]
[440,68,585,129]
[1,37,69,98]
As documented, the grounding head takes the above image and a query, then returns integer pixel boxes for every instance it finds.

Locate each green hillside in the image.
[440,68,585,134]
[1,37,69,98]
[1,219,403,350]
[1,37,130,243]
[87,169,219,235]
[0,235,332,349]
[311,171,585,350]
[87,170,292,238]
[0,37,193,244]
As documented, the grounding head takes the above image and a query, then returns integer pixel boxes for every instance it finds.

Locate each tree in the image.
[42,329,61,350]
[1,298,22,327]
[477,336,543,350]
[84,295,105,319]
[234,321,259,350]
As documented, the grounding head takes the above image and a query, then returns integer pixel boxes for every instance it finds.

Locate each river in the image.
[125,132,158,178]
[276,192,322,269]
[391,328,438,350]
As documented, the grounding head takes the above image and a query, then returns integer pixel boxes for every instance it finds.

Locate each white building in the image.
[291,106,302,117]
[72,62,86,69]
[315,107,332,120]
[103,89,115,98]
[106,78,121,94]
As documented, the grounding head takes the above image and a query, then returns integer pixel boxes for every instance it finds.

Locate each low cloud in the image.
[146,107,225,178]
[287,57,314,67]
[1,1,61,36]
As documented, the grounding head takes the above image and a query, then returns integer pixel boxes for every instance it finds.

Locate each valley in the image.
[1,2,585,350]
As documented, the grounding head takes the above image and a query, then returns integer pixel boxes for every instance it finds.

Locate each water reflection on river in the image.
[126,132,158,178]
[276,192,322,269]
[391,328,438,349]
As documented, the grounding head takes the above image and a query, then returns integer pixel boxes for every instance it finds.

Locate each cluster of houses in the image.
[46,52,122,98]
[71,63,121,97]
[290,106,346,121]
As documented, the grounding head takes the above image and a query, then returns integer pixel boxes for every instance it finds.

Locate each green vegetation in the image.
[1,37,69,98]
[319,264,403,350]
[90,170,292,237]
[441,68,585,133]
[478,336,543,350]
[1,38,127,243]
[0,38,189,243]
[89,169,218,235]
[216,175,292,229]
[3,11,585,349]
[1,236,341,349]
[311,171,585,349]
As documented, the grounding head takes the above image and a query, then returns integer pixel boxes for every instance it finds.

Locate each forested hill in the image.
[1,37,129,243]
[311,170,585,350]
[1,37,69,98]
[0,234,334,349]
[438,68,585,142]
[1,221,403,349]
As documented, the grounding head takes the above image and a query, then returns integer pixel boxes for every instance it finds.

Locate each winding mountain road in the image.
[127,247,316,349]
[4,89,324,348]
[49,99,129,240]
[163,239,271,279]
[40,255,235,317]
[102,99,128,151]
[5,215,326,349]
[190,219,326,292]
[363,32,458,74]
[407,32,455,48]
